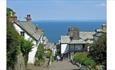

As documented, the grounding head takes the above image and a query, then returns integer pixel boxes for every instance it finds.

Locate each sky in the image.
[7,0,106,21]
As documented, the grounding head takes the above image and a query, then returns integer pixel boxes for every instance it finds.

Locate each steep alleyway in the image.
[27,60,80,70]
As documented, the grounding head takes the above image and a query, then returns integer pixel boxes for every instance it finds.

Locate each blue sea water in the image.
[33,21,106,43]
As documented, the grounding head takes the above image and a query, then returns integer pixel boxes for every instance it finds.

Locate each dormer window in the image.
[20,31,25,36]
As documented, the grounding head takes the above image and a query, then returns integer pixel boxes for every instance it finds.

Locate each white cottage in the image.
[12,13,44,64]
[60,35,87,59]
[60,36,70,54]
[59,27,96,59]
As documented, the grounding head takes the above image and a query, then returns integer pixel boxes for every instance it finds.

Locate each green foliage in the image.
[73,52,96,68]
[7,8,34,69]
[45,49,53,66]
[7,8,13,17]
[20,37,33,65]
[83,57,96,68]
[45,49,52,58]
[73,52,87,64]
[20,37,33,56]
[35,44,45,66]
[7,8,21,69]
[89,33,106,66]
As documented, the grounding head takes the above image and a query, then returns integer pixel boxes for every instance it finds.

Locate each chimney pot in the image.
[26,14,32,22]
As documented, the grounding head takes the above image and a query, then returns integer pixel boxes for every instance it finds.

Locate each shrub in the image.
[73,52,96,69]
[20,37,33,65]
[45,49,52,58]
[89,33,106,67]
[7,8,21,69]
[35,44,45,66]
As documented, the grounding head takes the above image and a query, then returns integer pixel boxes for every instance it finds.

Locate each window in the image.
[20,31,25,36]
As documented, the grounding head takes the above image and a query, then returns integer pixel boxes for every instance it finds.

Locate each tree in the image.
[35,43,45,66]
[89,33,106,67]
[45,49,52,58]
[7,8,33,69]
[45,49,52,66]
[7,8,21,70]
[7,8,13,17]
[20,37,33,65]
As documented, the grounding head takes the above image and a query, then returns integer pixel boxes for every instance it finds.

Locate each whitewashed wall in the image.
[61,44,69,54]
[13,23,23,34]
[28,35,43,64]
[61,44,84,54]
[52,47,56,56]
[28,45,37,64]
[13,23,37,45]
[13,23,44,64]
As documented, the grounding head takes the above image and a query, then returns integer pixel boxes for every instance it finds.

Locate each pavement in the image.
[27,60,80,70]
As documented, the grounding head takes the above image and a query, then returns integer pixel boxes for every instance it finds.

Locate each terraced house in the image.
[59,26,95,59]
[9,11,45,64]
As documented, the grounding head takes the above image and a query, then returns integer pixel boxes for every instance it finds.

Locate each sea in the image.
[33,20,106,43]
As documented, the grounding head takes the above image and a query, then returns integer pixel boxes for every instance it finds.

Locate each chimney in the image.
[26,14,32,22]
[68,26,80,40]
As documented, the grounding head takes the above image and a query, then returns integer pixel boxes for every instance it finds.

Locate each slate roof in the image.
[15,21,43,41]
[60,36,70,44]
[60,35,86,44]
[79,32,95,44]
[80,32,95,40]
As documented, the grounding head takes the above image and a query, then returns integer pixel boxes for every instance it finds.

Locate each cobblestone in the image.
[27,60,80,70]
